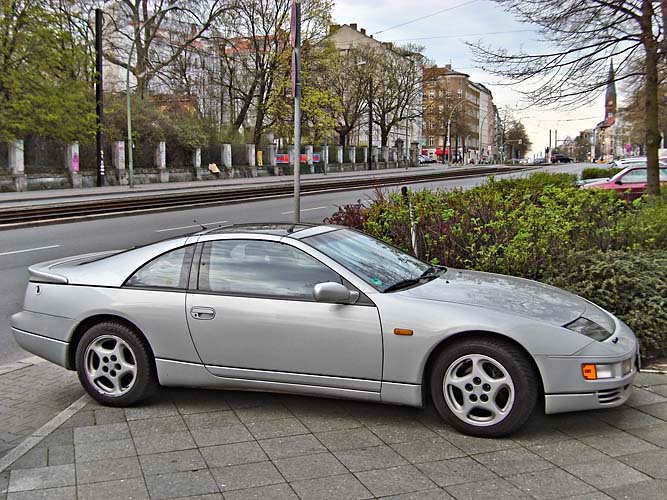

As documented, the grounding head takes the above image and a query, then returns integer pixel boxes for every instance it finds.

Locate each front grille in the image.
[598,388,623,404]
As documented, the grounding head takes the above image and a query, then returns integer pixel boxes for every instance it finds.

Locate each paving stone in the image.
[133,431,196,455]
[74,438,136,463]
[508,467,596,500]
[391,437,466,464]
[223,483,298,500]
[553,415,618,438]
[650,385,667,398]
[235,405,294,424]
[60,411,95,428]
[417,457,496,487]
[510,423,571,447]
[355,464,437,497]
[564,458,651,490]
[333,445,408,472]
[92,408,126,425]
[246,417,309,440]
[129,415,187,436]
[173,394,230,415]
[210,461,284,491]
[125,401,179,421]
[315,428,382,452]
[435,429,518,455]
[368,422,439,444]
[9,447,47,469]
[8,464,75,492]
[625,388,667,408]
[638,402,667,421]
[627,422,667,447]
[634,373,667,386]
[224,392,285,410]
[446,478,532,500]
[77,477,149,500]
[73,423,131,444]
[75,456,142,484]
[290,473,373,500]
[617,449,667,479]
[191,424,254,447]
[145,469,219,499]
[297,414,363,433]
[7,486,77,500]
[35,429,73,449]
[581,431,659,457]
[139,449,207,475]
[594,408,664,430]
[274,452,347,481]
[473,447,552,477]
[259,434,326,460]
[47,445,74,466]
[346,404,420,426]
[563,494,614,500]
[184,411,241,430]
[382,490,455,500]
[603,479,667,500]
[529,439,608,466]
[200,441,268,467]
[173,495,223,500]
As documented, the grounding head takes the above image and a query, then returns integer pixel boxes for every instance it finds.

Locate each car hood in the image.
[401,269,586,325]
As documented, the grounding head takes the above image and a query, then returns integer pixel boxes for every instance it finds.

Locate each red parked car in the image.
[582,165,667,199]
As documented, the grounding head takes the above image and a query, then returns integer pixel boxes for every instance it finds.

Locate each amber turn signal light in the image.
[581,364,597,380]
[394,328,413,336]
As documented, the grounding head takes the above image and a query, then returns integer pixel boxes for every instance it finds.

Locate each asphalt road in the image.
[0,162,588,365]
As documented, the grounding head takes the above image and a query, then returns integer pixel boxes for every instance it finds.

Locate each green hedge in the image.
[581,167,622,180]
[326,173,667,355]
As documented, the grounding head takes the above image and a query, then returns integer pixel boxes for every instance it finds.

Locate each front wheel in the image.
[430,337,538,438]
[75,321,157,407]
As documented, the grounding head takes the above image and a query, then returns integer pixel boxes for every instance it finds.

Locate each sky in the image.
[332,0,611,156]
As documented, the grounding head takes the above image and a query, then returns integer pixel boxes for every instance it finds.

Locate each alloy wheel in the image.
[84,335,137,397]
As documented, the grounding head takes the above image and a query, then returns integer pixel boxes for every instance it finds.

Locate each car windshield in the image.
[304,229,436,292]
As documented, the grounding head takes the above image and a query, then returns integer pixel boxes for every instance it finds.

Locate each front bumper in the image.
[539,314,640,414]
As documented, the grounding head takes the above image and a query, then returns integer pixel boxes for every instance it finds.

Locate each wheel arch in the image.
[66,314,155,371]
[420,330,546,406]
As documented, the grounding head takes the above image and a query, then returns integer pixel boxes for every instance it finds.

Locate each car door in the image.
[185,238,383,392]
[613,168,648,199]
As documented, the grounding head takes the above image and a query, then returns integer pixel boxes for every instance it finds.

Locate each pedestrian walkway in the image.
[1,371,666,499]
[0,165,455,208]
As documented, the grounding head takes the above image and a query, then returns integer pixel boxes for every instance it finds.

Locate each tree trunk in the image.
[642,0,661,195]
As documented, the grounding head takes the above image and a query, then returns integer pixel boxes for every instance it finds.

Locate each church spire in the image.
[605,61,616,120]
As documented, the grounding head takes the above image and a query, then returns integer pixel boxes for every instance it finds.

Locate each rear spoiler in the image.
[27,250,123,285]
[28,267,68,284]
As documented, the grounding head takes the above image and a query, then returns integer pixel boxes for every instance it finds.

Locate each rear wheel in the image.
[430,337,538,437]
[75,321,157,406]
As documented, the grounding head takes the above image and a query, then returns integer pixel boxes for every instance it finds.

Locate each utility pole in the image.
[367,76,373,170]
[95,9,105,187]
[291,0,302,222]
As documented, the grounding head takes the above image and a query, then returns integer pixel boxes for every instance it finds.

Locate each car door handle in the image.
[190,306,216,320]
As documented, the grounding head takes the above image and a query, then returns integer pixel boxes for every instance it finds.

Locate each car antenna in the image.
[193,219,207,230]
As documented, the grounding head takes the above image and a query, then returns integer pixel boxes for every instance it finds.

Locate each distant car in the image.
[12,223,640,437]
[551,154,574,163]
[418,154,434,164]
[582,166,667,199]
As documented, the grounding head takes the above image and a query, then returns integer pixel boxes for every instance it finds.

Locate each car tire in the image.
[75,321,158,407]
[430,336,538,438]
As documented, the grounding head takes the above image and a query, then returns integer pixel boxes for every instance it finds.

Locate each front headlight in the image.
[565,317,612,342]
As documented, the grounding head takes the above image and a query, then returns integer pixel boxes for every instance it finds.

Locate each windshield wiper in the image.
[383,266,446,293]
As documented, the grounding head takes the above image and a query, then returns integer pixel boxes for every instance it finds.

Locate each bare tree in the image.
[470,0,665,194]
[101,0,231,99]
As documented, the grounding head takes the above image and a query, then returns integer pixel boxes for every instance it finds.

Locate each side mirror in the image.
[615,180,623,185]
[313,282,359,304]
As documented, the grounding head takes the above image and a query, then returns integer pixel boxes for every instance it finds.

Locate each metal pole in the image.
[292,0,302,222]
[446,119,451,167]
[367,76,373,170]
[126,41,135,189]
[95,9,105,187]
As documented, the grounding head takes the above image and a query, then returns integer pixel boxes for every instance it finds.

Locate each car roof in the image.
[196,222,340,239]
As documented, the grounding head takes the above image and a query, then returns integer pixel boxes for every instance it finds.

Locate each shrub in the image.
[581,167,622,180]
[544,251,667,355]
[618,194,667,250]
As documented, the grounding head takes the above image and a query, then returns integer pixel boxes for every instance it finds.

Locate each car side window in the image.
[619,169,647,184]
[198,240,340,300]
[125,246,194,289]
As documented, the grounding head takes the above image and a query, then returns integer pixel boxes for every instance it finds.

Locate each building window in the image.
[457,89,462,98]
[429,136,435,146]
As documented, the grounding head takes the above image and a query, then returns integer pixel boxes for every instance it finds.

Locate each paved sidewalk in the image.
[0,165,455,208]
[2,372,667,500]
[0,361,82,460]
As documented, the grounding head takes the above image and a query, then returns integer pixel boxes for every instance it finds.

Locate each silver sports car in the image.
[11,223,639,437]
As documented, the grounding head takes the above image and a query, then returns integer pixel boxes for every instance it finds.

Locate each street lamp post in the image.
[446,99,465,166]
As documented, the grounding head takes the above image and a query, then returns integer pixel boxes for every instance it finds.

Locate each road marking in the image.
[156,220,229,233]
[281,206,328,215]
[0,245,60,257]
